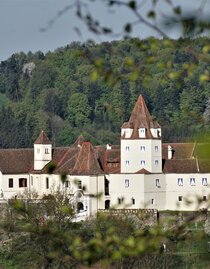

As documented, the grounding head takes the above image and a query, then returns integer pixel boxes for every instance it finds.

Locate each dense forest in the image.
[0,37,210,148]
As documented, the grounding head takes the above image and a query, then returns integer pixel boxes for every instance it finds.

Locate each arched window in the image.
[105,200,110,209]
[77,202,84,212]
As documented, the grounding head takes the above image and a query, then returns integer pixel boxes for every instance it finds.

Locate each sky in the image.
[0,0,210,62]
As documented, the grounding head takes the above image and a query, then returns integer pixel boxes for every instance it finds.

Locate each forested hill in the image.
[0,37,210,148]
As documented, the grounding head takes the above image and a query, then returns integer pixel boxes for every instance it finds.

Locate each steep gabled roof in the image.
[34,131,52,144]
[71,142,104,175]
[121,95,160,139]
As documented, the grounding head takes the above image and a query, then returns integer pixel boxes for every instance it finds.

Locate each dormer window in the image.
[139,128,146,138]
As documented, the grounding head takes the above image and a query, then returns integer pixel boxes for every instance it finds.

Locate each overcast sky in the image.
[0,0,209,62]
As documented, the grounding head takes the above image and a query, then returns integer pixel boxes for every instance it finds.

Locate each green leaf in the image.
[173,6,181,15]
[60,173,67,183]
[47,163,56,174]
[102,27,112,34]
[147,10,156,19]
[128,1,136,10]
[124,23,132,33]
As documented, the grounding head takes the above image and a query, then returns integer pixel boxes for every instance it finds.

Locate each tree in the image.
[67,92,91,127]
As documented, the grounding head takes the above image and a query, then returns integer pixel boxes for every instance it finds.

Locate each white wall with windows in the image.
[106,173,145,209]
[144,174,166,210]
[34,143,52,170]
[121,139,162,173]
[165,173,210,210]
[0,173,30,199]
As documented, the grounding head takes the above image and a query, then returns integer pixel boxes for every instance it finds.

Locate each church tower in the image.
[34,131,52,170]
[121,95,162,173]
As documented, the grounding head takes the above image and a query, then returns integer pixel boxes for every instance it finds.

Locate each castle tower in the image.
[121,95,162,173]
[34,131,52,170]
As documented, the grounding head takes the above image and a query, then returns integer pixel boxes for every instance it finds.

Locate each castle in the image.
[0,95,209,216]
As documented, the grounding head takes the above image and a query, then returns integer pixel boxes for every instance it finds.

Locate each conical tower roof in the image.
[121,95,160,139]
[34,131,52,144]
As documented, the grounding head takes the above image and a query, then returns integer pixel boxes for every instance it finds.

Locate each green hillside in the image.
[0,37,210,148]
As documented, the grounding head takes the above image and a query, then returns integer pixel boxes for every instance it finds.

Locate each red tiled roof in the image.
[163,159,198,173]
[162,143,195,160]
[135,168,151,174]
[72,135,85,148]
[197,159,210,173]
[34,131,51,144]
[0,149,34,174]
[71,142,104,175]
[1,138,210,176]
[121,95,160,139]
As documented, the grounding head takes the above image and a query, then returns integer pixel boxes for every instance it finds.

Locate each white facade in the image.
[0,96,210,215]
[121,139,162,173]
[34,143,52,170]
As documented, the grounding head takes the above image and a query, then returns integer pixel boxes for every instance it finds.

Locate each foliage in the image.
[0,193,210,268]
[0,37,210,147]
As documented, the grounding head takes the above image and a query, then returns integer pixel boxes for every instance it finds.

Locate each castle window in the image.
[190,178,195,186]
[125,160,130,166]
[64,181,70,188]
[77,180,82,189]
[46,177,49,189]
[125,146,130,151]
[118,197,123,205]
[104,177,109,195]
[125,179,129,188]
[155,160,159,166]
[152,198,155,204]
[155,146,158,152]
[202,178,208,186]
[178,196,182,201]
[178,178,183,186]
[31,176,33,186]
[37,148,40,154]
[19,178,27,188]
[45,148,49,154]
[156,179,160,188]
[141,160,145,166]
[9,178,13,188]
[140,146,145,151]
[105,200,110,209]
[131,197,135,205]
[203,196,207,201]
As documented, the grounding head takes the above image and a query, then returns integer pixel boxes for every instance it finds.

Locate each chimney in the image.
[168,145,173,159]
[107,144,112,150]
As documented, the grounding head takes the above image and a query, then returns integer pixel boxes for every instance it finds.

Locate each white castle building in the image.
[0,95,209,216]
